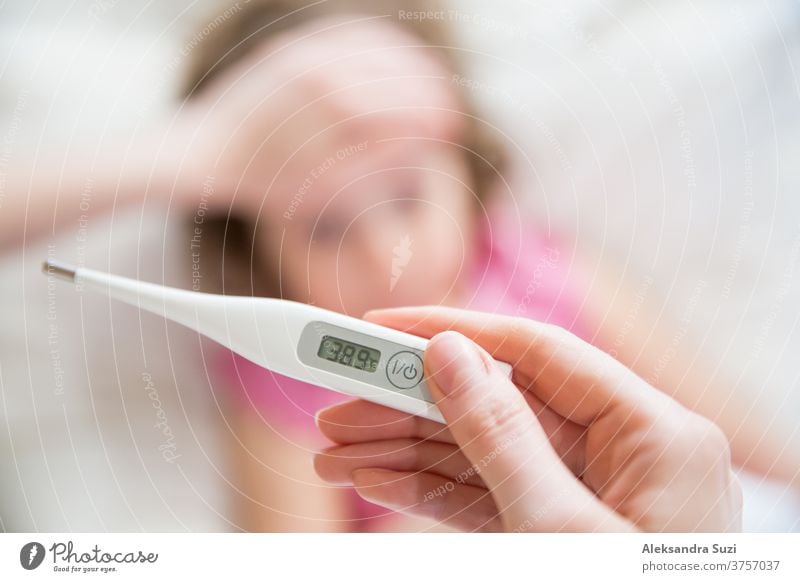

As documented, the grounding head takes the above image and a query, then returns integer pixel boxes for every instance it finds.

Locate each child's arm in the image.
[583,259,799,487]
[0,124,212,251]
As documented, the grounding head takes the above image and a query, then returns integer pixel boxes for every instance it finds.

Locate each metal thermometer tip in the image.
[42,259,77,283]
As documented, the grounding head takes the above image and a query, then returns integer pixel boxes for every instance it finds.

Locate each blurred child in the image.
[174,0,798,531]
[178,0,584,531]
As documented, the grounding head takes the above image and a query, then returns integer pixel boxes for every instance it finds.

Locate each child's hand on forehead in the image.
[174,16,466,213]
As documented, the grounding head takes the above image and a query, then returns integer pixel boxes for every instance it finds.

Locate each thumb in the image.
[424,331,628,532]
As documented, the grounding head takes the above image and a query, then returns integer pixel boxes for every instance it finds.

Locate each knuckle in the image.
[462,392,533,446]
[520,319,581,354]
[542,321,576,344]
[664,411,732,467]
[517,318,546,343]
[694,418,732,460]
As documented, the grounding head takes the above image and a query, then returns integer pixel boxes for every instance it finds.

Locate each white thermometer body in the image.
[43,260,512,424]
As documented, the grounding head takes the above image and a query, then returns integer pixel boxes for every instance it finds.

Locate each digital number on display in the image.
[317,336,381,373]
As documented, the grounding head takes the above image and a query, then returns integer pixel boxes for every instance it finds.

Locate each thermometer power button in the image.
[385,351,424,390]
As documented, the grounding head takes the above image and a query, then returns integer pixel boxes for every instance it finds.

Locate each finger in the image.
[351,468,502,532]
[422,330,626,531]
[314,439,484,487]
[365,306,659,426]
[422,331,569,511]
[316,393,588,477]
[525,393,587,476]
[316,399,455,445]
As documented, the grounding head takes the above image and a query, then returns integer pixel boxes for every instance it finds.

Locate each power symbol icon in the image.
[386,351,424,390]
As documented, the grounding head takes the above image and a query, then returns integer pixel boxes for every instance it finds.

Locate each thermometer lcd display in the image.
[317,335,380,373]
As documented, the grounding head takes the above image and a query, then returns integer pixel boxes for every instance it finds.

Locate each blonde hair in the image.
[182,0,505,296]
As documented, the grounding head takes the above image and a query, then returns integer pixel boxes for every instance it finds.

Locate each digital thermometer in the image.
[43,260,512,424]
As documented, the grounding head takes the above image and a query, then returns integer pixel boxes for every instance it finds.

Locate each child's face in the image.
[258,139,475,316]
[194,17,476,315]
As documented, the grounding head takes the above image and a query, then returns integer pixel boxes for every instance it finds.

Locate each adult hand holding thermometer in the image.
[42,260,511,424]
[314,307,742,533]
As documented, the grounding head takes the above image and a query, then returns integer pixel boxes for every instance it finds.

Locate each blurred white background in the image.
[1,0,799,531]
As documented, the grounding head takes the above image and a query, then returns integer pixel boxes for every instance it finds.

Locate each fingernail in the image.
[425,331,491,396]
[313,406,333,429]
[352,469,392,498]
[363,307,413,322]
